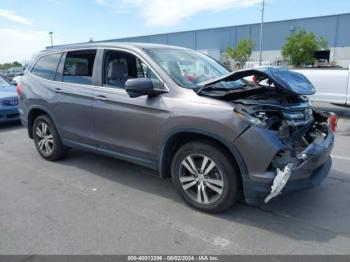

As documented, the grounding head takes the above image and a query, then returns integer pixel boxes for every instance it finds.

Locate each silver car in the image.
[18,42,334,213]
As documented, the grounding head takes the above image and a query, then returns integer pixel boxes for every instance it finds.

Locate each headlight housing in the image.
[234,108,267,128]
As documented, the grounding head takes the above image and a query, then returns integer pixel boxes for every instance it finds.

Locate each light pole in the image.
[259,0,265,66]
[49,32,54,47]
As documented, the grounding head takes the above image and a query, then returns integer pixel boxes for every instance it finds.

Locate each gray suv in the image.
[19,42,334,213]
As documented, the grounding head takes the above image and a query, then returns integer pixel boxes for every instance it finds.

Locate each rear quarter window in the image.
[31,53,62,80]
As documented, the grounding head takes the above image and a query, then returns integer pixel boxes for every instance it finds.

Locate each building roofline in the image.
[107,12,350,41]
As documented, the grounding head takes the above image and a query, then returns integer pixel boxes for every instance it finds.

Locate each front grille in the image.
[1,98,19,106]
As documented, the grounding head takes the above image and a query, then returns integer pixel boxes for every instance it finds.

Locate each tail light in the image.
[328,112,337,132]
[16,81,23,96]
[252,75,258,84]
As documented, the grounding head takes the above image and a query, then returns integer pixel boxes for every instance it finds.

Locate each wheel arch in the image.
[159,129,248,186]
[27,106,57,139]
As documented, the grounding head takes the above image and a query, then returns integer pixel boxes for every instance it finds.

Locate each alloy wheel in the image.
[35,122,54,155]
[179,154,224,205]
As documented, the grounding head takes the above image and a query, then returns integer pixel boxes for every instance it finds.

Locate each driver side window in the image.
[103,50,163,90]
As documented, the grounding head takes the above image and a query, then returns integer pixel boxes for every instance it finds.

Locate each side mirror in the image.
[125,78,167,98]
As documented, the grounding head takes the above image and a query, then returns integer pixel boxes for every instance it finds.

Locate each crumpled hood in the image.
[0,85,17,99]
[200,67,316,96]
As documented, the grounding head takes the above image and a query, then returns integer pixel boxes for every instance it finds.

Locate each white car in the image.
[293,67,350,106]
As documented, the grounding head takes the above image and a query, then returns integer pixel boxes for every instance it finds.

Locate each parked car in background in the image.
[293,67,350,106]
[19,43,334,213]
[5,67,24,82]
[0,76,20,123]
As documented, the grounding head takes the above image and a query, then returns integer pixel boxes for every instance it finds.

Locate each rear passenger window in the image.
[63,50,96,85]
[31,53,62,80]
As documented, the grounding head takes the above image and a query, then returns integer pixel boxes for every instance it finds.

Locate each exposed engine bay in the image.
[197,67,334,203]
[197,67,331,170]
[232,88,329,169]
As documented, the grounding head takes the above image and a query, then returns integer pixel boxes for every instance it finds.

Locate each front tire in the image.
[171,141,239,213]
[33,114,68,161]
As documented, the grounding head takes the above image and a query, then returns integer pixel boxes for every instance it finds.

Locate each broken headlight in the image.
[234,108,282,129]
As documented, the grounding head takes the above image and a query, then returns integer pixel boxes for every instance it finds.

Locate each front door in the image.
[92,49,170,167]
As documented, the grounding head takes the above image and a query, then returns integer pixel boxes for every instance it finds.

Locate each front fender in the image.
[158,127,249,179]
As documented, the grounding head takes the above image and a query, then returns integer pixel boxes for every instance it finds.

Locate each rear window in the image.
[63,50,96,85]
[31,53,62,80]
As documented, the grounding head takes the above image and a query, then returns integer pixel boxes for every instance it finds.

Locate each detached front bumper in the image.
[233,125,334,204]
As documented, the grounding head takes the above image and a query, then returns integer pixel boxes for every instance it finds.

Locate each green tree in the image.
[0,61,23,70]
[226,39,254,67]
[282,29,329,67]
[12,61,22,67]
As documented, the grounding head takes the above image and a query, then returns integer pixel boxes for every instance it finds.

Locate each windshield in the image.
[0,77,10,87]
[145,48,230,89]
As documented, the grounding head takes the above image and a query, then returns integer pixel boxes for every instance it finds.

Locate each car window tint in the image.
[63,50,96,85]
[31,53,62,80]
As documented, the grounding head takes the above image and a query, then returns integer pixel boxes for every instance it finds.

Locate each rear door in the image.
[50,49,98,147]
[92,49,170,167]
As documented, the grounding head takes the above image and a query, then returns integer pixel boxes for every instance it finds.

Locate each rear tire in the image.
[171,140,239,213]
[33,114,68,161]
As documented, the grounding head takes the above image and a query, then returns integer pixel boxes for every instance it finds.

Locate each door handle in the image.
[53,87,63,93]
[95,95,108,101]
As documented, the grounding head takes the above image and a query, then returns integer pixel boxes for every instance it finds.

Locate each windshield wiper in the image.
[195,85,215,94]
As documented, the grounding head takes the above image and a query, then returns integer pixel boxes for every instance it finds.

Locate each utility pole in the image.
[49,32,54,47]
[259,0,265,66]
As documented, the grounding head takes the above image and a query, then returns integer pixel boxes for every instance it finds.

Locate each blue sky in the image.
[0,0,349,63]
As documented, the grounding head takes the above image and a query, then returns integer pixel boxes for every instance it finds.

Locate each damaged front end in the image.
[197,67,335,203]
[233,89,332,202]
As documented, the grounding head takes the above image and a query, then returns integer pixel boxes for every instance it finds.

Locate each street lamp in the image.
[259,0,265,66]
[49,32,54,47]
